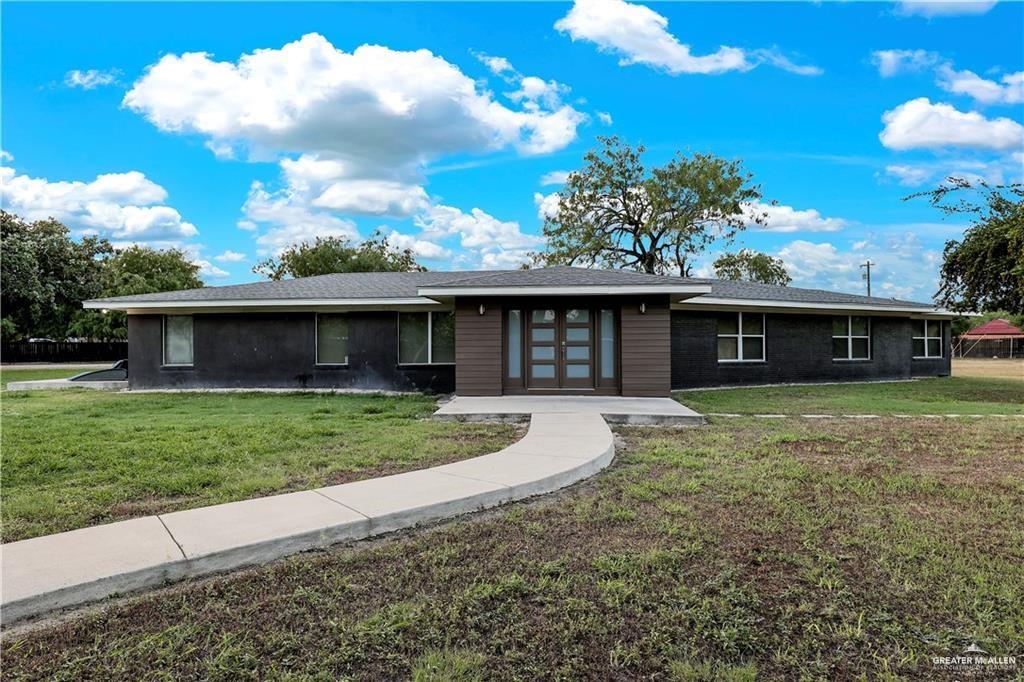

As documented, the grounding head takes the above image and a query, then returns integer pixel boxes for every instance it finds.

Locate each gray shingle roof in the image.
[86,265,935,309]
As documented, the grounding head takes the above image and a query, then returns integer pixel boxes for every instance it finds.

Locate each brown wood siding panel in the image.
[619,296,671,396]
[455,298,503,395]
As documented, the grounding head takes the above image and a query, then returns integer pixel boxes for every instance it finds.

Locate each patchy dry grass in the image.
[676,376,1024,415]
[953,358,1024,381]
[4,417,1021,680]
[0,391,517,542]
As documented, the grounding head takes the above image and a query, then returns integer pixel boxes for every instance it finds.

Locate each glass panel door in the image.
[527,309,558,387]
[561,308,593,388]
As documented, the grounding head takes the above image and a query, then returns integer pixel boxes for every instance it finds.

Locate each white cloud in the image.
[64,69,120,89]
[0,163,198,242]
[382,230,451,260]
[871,49,941,77]
[936,65,1024,104]
[597,111,614,125]
[884,164,934,186]
[534,191,562,221]
[554,0,820,76]
[473,51,516,79]
[0,150,13,162]
[412,203,541,268]
[776,234,942,301]
[125,33,585,170]
[879,98,1024,150]
[745,201,847,233]
[540,170,571,186]
[193,259,230,279]
[213,250,247,263]
[241,180,359,255]
[893,0,997,18]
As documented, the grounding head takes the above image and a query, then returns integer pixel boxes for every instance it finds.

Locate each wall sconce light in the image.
[478,304,486,315]
[639,303,646,314]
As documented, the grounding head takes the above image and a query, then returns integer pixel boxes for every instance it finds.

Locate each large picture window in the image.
[399,311,455,364]
[833,316,871,360]
[913,320,943,358]
[316,314,349,365]
[162,315,193,366]
[717,313,765,362]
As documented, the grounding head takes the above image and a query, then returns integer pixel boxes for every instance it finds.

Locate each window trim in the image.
[912,320,944,359]
[397,310,456,366]
[315,313,349,367]
[832,315,872,362]
[717,312,766,363]
[161,315,194,368]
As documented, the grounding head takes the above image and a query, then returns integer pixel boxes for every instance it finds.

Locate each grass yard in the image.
[0,366,97,388]
[3,416,1022,679]
[676,376,1024,416]
[953,358,1024,381]
[0,390,517,542]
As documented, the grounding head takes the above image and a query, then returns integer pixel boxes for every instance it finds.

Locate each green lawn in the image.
[0,366,96,388]
[4,416,1021,679]
[677,376,1024,415]
[0,390,516,542]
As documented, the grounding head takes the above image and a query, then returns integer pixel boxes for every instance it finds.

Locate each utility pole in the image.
[860,260,874,297]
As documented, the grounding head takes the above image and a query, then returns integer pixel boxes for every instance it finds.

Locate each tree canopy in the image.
[1,211,111,340]
[70,245,203,340]
[533,137,764,275]
[254,233,425,280]
[907,179,1023,314]
[713,249,792,286]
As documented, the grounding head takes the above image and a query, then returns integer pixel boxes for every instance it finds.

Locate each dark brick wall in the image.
[671,311,951,389]
[127,312,454,392]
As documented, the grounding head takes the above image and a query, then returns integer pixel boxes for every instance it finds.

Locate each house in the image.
[83,266,954,395]
[955,318,1023,358]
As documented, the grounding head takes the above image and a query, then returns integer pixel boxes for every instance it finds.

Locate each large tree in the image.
[534,137,765,275]
[254,233,425,280]
[907,179,1023,314]
[713,249,792,286]
[1,211,111,340]
[70,245,204,340]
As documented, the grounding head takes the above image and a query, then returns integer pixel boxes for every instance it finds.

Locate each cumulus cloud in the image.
[125,33,585,168]
[382,229,451,260]
[879,97,1024,150]
[64,69,120,89]
[534,191,562,221]
[871,49,941,77]
[884,164,934,186]
[0,163,198,242]
[540,170,571,186]
[597,111,614,125]
[745,201,847,233]
[554,0,820,76]
[213,250,247,263]
[413,203,541,268]
[936,65,1024,104]
[241,180,359,255]
[472,51,516,79]
[893,0,997,17]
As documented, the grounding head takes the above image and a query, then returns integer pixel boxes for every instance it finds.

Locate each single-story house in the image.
[84,266,954,395]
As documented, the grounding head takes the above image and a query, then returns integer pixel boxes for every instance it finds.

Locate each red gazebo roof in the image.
[961,318,1024,338]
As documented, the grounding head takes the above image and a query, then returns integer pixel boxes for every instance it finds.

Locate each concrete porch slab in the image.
[5,378,127,391]
[433,395,703,426]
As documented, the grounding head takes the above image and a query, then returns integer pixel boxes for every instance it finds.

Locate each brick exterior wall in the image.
[671,311,951,389]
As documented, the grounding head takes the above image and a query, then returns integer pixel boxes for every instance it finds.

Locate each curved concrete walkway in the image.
[1,412,613,624]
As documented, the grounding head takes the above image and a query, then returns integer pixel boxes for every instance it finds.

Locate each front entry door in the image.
[526,308,594,389]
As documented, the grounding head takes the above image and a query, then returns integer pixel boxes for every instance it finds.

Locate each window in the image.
[507,310,522,378]
[717,313,765,362]
[162,315,193,366]
[833,316,871,360]
[316,314,348,365]
[913,320,943,358]
[399,311,455,364]
[600,309,615,379]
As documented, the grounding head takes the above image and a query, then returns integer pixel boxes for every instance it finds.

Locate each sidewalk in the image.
[1,412,614,624]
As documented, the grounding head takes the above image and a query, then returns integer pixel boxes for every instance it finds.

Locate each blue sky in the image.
[2,0,1022,302]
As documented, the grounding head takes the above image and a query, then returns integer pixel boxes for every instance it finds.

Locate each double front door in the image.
[526,307,595,389]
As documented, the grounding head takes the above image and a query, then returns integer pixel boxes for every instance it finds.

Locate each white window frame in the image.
[717,312,766,363]
[161,315,194,367]
[833,315,871,361]
[913,320,943,359]
[398,311,455,365]
[315,313,349,366]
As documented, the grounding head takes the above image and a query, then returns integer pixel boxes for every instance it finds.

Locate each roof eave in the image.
[673,296,955,317]
[82,297,444,313]
[416,284,713,297]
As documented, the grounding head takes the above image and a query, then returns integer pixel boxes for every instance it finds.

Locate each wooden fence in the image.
[1,341,128,364]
